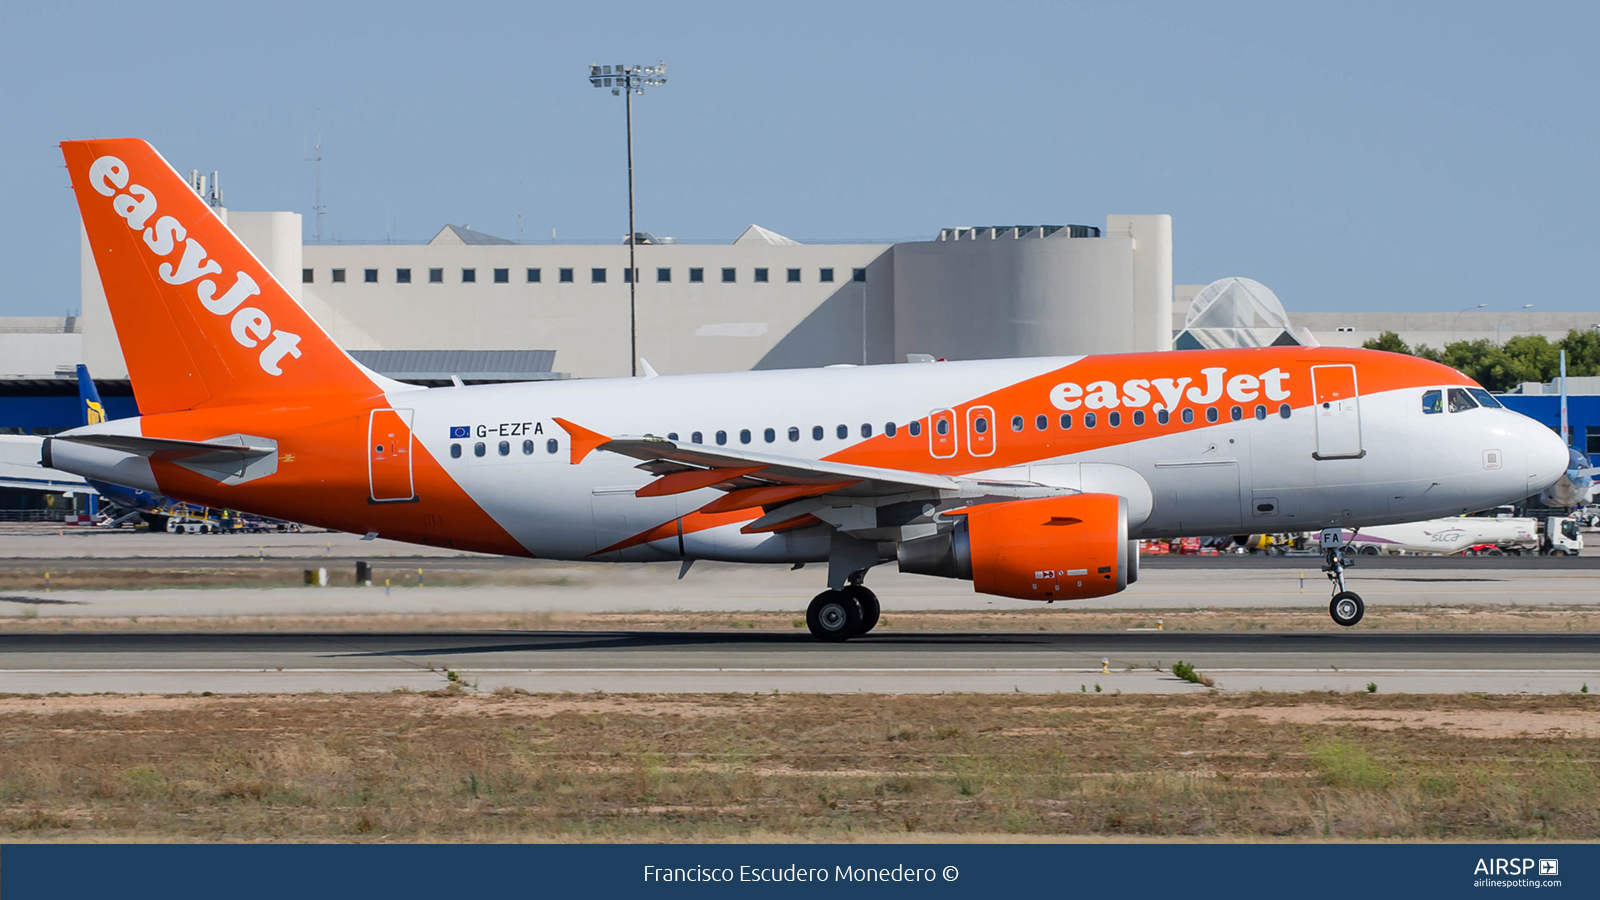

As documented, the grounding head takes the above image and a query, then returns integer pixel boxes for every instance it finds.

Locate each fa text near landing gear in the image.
[1320,526,1365,626]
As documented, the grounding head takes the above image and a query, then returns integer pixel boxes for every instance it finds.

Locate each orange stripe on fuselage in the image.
[591,508,756,557]
[140,398,532,557]
[825,347,1469,473]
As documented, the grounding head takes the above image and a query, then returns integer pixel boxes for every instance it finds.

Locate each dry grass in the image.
[4,606,1600,633]
[1,691,1596,841]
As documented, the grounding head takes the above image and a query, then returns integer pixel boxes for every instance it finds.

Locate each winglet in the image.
[553,417,611,465]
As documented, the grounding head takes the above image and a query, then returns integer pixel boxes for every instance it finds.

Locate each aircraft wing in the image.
[554,418,1062,529]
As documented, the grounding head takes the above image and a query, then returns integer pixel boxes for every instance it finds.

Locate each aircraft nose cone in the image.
[1526,425,1570,494]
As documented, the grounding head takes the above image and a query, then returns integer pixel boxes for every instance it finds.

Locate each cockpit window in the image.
[1468,388,1503,409]
[1447,388,1478,413]
[1422,390,1442,415]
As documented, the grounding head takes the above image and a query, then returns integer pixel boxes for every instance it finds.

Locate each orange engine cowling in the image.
[897,493,1135,602]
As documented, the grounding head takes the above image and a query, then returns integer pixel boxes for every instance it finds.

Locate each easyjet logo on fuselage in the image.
[1050,366,1292,412]
[86,155,303,377]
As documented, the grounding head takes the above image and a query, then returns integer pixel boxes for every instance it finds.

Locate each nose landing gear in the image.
[1320,527,1365,626]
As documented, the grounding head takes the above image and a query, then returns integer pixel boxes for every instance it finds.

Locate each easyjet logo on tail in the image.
[86,156,303,376]
[1050,366,1292,412]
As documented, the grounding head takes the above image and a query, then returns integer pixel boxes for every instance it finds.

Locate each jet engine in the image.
[897,493,1135,601]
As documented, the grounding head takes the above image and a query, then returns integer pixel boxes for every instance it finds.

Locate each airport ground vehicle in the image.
[43,138,1571,637]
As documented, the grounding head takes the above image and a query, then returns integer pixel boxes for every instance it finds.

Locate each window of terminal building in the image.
[754,268,769,283]
[623,267,638,283]
[1588,432,1600,455]
[689,267,704,283]
[559,268,574,283]
[493,268,509,284]
[302,269,313,283]
[787,268,801,283]
[852,267,867,282]
[462,268,476,283]
[819,268,834,283]
[721,267,736,283]
[429,268,443,283]
[527,268,541,283]
[364,268,378,283]
[591,268,606,283]
[331,268,346,283]
[657,267,671,282]
[396,268,412,283]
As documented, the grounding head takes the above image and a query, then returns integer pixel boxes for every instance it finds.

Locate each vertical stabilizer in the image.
[61,138,388,414]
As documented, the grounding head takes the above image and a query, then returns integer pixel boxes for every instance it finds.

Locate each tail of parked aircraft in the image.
[61,138,399,415]
[75,363,106,426]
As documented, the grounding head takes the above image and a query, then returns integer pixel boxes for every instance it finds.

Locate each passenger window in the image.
[1059,413,1072,429]
[1421,390,1443,415]
[450,443,461,458]
[547,439,558,454]
[692,431,703,444]
[1230,406,1242,421]
[1010,415,1023,432]
[1085,412,1097,428]
[936,419,949,436]
[1206,408,1219,423]
[974,417,989,434]
[885,422,897,437]
[812,426,823,440]
[498,440,510,456]
[522,439,534,454]
[716,431,727,445]
[1279,404,1291,419]
[763,428,775,442]
[1035,414,1048,431]
[474,442,486,457]
[1181,408,1194,424]
[908,421,921,436]
[1254,405,1266,420]
[1468,388,1502,409]
[667,432,678,441]
[1133,410,1145,426]
[837,424,848,439]
[860,423,873,438]
[789,427,800,442]
[1448,388,1478,413]
[740,429,752,444]
[1108,411,1121,427]
[1156,409,1169,425]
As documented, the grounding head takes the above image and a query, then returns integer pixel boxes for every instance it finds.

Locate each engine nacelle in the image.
[898,493,1134,601]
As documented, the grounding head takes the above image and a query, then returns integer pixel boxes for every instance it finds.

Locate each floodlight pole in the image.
[625,84,637,377]
[591,62,666,378]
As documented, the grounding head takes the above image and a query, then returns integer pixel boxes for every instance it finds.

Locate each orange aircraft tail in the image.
[62,138,386,415]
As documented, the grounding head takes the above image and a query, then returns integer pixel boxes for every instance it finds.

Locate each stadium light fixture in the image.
[590,61,668,377]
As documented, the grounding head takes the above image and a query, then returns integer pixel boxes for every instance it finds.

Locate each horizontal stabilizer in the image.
[56,433,275,460]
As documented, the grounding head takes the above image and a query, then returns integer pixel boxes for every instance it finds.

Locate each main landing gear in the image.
[805,577,880,642]
[1320,526,1365,627]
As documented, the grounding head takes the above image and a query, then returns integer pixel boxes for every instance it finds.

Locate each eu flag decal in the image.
[449,426,470,439]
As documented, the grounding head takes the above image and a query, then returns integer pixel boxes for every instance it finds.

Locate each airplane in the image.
[72,363,169,519]
[0,364,101,502]
[44,138,1572,638]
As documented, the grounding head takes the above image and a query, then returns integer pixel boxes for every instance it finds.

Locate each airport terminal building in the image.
[3,195,1598,515]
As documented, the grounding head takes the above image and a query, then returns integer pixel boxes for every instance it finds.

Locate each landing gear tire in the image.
[806,590,863,642]
[1330,592,1365,627]
[842,584,880,635]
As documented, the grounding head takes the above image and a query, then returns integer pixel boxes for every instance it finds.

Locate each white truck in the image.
[1343,516,1581,556]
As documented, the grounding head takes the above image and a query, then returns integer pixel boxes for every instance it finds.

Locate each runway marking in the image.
[5,666,1595,675]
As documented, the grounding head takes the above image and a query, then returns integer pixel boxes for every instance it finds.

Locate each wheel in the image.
[842,584,880,635]
[1551,548,1571,557]
[1267,545,1285,556]
[806,590,863,642]
[1358,545,1379,556]
[1330,591,1365,627]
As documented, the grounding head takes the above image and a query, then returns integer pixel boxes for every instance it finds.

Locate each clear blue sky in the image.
[2,0,1595,317]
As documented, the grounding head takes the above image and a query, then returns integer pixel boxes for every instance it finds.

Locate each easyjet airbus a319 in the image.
[47,139,1569,638]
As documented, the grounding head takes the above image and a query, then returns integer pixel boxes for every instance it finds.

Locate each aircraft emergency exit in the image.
[46,138,1571,639]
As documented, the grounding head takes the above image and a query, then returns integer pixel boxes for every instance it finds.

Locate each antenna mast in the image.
[306,133,325,243]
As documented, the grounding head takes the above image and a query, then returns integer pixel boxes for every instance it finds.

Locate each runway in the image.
[3,630,1595,695]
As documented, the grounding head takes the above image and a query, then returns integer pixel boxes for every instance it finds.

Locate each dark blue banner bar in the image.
[3,843,1593,898]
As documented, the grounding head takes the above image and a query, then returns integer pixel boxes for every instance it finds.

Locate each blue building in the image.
[1495,394,1600,466]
